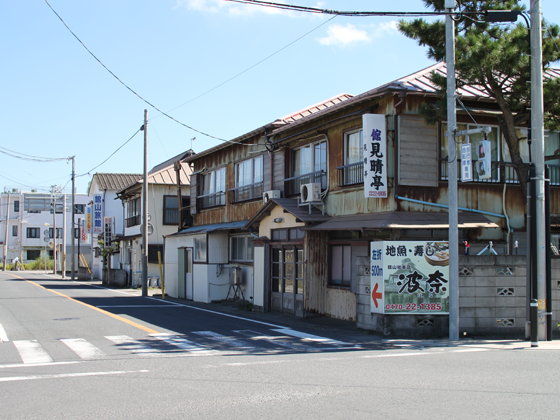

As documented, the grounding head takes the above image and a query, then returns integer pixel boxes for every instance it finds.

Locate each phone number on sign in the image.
[385,303,442,311]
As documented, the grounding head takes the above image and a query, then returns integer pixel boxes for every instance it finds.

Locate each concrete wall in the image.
[356,255,560,338]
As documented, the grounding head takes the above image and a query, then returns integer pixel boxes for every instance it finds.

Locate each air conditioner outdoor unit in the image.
[263,190,281,203]
[300,183,321,203]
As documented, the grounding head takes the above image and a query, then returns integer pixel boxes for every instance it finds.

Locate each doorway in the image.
[178,247,193,299]
[270,245,304,317]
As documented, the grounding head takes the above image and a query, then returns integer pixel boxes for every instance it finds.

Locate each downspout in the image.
[395,196,506,219]
[503,183,511,254]
[249,227,259,239]
[393,92,406,199]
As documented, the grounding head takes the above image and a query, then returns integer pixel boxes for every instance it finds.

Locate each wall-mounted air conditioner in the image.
[300,183,321,203]
[263,190,281,203]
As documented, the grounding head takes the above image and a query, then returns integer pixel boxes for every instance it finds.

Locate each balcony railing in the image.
[336,162,364,187]
[198,191,226,209]
[126,214,141,228]
[284,170,326,196]
[439,160,560,186]
[229,181,264,203]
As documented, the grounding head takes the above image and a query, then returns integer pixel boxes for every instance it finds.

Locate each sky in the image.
[1,0,558,195]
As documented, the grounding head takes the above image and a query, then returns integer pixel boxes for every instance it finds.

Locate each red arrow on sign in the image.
[371,283,382,308]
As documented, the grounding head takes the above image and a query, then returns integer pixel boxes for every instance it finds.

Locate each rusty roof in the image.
[300,211,499,231]
[244,198,331,229]
[271,62,560,136]
[117,160,191,197]
[88,173,143,195]
[183,93,354,163]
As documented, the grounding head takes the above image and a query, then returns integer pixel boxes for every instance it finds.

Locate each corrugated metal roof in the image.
[271,62,560,136]
[244,198,331,229]
[301,211,499,231]
[88,173,143,195]
[183,94,354,163]
[172,220,249,236]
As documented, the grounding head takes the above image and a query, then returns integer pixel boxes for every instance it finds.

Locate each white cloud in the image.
[371,21,400,38]
[318,23,370,47]
[174,0,297,17]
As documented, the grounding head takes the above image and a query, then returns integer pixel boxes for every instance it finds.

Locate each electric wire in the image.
[43,0,227,143]
[76,128,141,178]
[0,146,68,162]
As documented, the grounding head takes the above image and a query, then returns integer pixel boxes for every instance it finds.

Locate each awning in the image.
[173,220,249,236]
[301,211,499,231]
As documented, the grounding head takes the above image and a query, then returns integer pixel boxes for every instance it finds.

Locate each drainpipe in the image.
[393,92,406,197]
[394,195,506,219]
[249,227,259,239]
[503,183,511,254]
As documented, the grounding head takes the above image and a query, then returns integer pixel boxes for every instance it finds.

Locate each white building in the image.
[0,187,91,271]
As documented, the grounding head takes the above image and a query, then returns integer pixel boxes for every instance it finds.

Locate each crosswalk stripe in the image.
[192,331,255,350]
[13,340,54,364]
[149,334,215,355]
[271,328,357,348]
[234,330,313,351]
[105,335,163,356]
[60,338,106,359]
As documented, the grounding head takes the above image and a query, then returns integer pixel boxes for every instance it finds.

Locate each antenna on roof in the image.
[191,137,196,152]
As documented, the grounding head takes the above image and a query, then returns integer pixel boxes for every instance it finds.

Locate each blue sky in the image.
[1,0,558,194]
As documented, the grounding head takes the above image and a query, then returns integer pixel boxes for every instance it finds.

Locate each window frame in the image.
[49,228,63,239]
[199,167,226,208]
[27,227,40,239]
[328,244,352,288]
[232,155,264,202]
[163,195,179,225]
[74,204,85,214]
[12,225,18,237]
[194,236,207,262]
[126,197,141,227]
[288,140,328,195]
[229,235,254,262]
[13,200,19,213]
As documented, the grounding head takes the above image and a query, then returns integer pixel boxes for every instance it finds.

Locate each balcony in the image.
[198,191,226,209]
[126,215,141,228]
[284,170,326,196]
[229,181,264,203]
[336,162,364,187]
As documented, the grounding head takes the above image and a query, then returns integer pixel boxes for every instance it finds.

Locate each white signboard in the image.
[461,143,473,182]
[93,194,103,234]
[80,218,87,243]
[371,241,450,315]
[363,114,387,198]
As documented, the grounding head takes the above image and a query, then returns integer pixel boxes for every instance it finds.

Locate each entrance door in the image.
[271,246,304,317]
[185,248,193,300]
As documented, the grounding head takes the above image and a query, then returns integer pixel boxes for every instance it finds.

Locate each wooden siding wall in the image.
[263,152,272,192]
[398,115,438,187]
[272,149,285,192]
[304,230,328,315]
[190,173,198,215]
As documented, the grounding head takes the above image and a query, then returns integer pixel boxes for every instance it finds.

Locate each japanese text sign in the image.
[461,143,473,182]
[93,194,103,234]
[371,241,450,314]
[363,114,387,198]
[86,206,91,234]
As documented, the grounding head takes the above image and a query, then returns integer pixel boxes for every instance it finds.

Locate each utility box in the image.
[229,267,242,285]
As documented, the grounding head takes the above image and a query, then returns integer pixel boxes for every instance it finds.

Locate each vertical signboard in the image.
[371,241,450,314]
[363,114,387,198]
[104,216,115,247]
[93,194,103,234]
[80,218,87,243]
[461,143,473,182]
[86,206,91,234]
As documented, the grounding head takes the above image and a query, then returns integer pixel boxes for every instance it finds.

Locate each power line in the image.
[43,0,227,142]
[0,146,68,162]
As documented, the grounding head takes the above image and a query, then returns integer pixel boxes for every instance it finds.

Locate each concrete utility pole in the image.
[141,110,149,297]
[70,156,76,281]
[52,186,57,275]
[445,0,459,342]
[3,192,10,271]
[530,0,547,340]
[62,194,67,278]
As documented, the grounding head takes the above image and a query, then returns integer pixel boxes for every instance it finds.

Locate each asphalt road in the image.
[1,271,559,420]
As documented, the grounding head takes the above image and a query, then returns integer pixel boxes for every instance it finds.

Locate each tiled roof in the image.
[89,173,142,194]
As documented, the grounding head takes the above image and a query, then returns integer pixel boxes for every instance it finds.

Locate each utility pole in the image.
[445,0,459,342]
[70,156,76,280]
[52,185,57,275]
[62,194,67,278]
[530,0,547,341]
[3,192,10,271]
[141,110,149,297]
[174,160,183,231]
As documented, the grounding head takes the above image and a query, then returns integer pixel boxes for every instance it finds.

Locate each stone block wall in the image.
[355,255,560,339]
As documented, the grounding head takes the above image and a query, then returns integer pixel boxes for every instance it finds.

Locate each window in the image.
[200,168,226,208]
[230,236,254,262]
[233,156,263,201]
[13,200,19,212]
[49,228,63,239]
[329,245,352,287]
[441,123,499,182]
[290,140,327,194]
[545,131,560,185]
[340,129,364,185]
[271,228,304,241]
[194,236,207,262]
[163,196,179,225]
[27,227,40,238]
[126,197,141,227]
[74,204,85,214]
[12,225,17,237]
[148,244,165,264]
[271,246,304,295]
[27,250,40,260]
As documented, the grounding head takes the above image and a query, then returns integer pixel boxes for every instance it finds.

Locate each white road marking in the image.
[0,370,149,382]
[192,331,255,350]
[234,329,314,351]
[150,333,216,355]
[13,340,54,364]
[271,328,360,348]
[60,338,106,359]
[105,335,163,356]
[0,323,9,342]
[0,361,80,369]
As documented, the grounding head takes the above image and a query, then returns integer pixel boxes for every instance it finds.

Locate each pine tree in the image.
[399,0,560,199]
